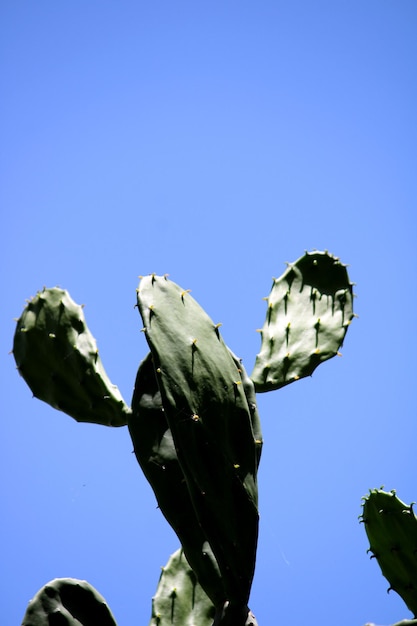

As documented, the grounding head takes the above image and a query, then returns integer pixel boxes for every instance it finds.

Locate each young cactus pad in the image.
[21,578,118,626]
[13,287,130,426]
[251,251,354,392]
[149,548,215,626]
[361,489,417,618]
[150,548,259,626]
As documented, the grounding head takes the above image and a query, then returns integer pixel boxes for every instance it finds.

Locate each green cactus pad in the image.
[129,351,226,607]
[21,578,117,626]
[149,548,215,626]
[136,274,260,604]
[361,489,417,617]
[13,287,130,426]
[251,251,354,392]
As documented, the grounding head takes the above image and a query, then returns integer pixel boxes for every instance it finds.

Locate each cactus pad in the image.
[361,489,417,618]
[149,548,215,626]
[21,578,117,626]
[13,287,130,426]
[129,351,226,606]
[251,251,354,392]
[136,274,261,605]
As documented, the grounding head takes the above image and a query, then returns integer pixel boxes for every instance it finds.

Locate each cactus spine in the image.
[14,251,354,625]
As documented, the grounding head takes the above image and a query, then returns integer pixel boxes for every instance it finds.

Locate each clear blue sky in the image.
[1,2,416,625]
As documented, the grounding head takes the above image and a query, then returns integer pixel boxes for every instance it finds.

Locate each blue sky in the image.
[1,2,416,625]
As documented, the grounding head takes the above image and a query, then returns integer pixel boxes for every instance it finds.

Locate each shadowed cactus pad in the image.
[129,351,226,607]
[13,287,130,426]
[361,489,417,618]
[251,251,354,391]
[21,578,117,626]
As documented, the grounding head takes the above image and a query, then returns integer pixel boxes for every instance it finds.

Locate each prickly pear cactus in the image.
[13,251,355,626]
[136,274,261,607]
[13,287,130,426]
[361,489,417,619]
[21,578,117,626]
[251,251,354,391]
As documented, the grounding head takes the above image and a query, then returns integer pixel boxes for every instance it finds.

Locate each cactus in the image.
[149,548,215,626]
[136,274,261,608]
[21,578,117,626]
[361,489,417,622]
[129,350,226,607]
[251,251,353,391]
[13,287,130,426]
[13,251,355,625]
[149,548,258,626]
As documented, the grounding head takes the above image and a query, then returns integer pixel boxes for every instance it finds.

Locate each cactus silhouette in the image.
[14,251,354,626]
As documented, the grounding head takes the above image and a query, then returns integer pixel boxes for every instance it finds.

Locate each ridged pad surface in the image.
[137,274,261,604]
[13,287,129,426]
[362,489,417,617]
[251,251,354,391]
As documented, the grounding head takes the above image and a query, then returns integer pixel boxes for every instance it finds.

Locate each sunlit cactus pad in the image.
[251,250,354,391]
[149,548,215,626]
